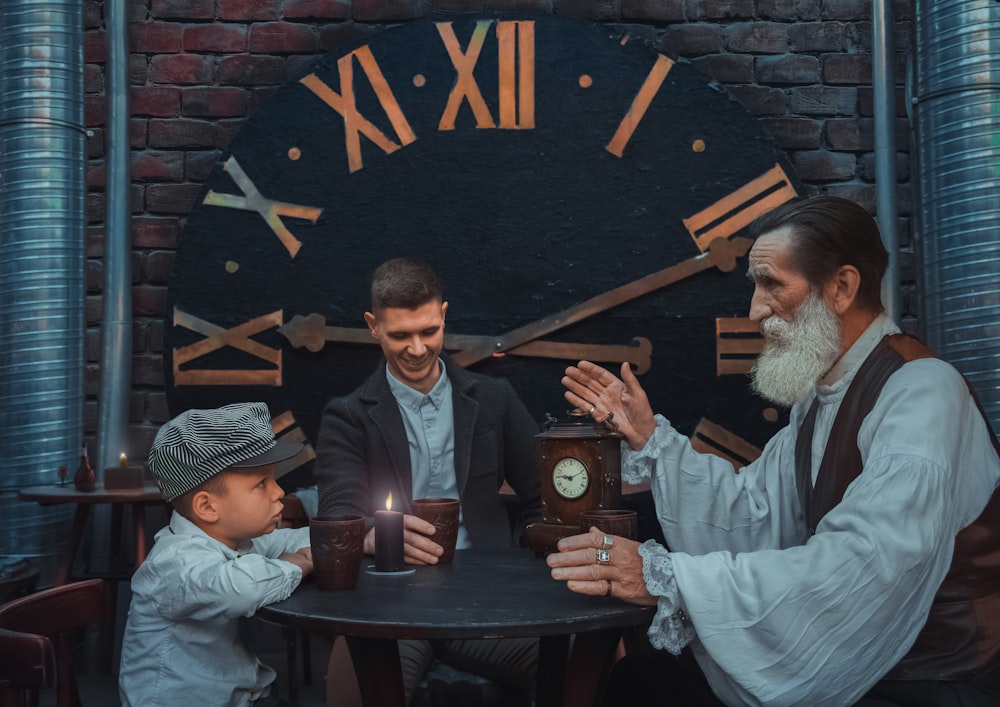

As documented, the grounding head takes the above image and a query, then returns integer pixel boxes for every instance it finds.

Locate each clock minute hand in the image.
[451,236,752,368]
[278,314,653,371]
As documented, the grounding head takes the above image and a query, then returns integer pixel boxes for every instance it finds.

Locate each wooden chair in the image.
[0,629,55,707]
[0,579,109,707]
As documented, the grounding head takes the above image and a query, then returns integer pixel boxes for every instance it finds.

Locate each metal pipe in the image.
[0,0,86,580]
[912,0,1000,431]
[872,0,899,320]
[97,0,133,475]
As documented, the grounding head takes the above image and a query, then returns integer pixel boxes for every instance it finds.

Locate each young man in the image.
[314,257,542,703]
[549,196,1000,705]
[119,402,313,707]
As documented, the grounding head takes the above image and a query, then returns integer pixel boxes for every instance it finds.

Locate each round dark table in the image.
[259,547,654,707]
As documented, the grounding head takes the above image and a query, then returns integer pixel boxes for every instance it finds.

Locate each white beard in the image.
[750,293,842,407]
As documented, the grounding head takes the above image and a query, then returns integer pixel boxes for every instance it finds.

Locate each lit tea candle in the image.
[374,492,404,572]
[119,452,128,469]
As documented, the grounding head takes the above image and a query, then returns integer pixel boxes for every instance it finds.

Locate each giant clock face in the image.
[165,17,802,486]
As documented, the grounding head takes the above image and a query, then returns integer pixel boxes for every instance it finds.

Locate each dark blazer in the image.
[314,354,542,549]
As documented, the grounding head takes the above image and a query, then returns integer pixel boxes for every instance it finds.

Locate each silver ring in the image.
[602,534,613,550]
[596,549,611,565]
[588,405,596,416]
[605,579,612,597]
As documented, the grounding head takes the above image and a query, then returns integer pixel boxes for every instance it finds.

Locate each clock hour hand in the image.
[278,314,653,372]
[450,236,752,368]
[450,335,653,374]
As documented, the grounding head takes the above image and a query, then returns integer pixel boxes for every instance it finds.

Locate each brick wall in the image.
[82,0,914,453]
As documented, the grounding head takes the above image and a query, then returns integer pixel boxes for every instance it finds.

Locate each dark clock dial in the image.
[164,16,802,486]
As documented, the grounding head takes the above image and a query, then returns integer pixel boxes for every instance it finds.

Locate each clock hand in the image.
[279,236,747,369]
[502,337,652,374]
[278,314,653,372]
[450,236,752,368]
[278,316,370,349]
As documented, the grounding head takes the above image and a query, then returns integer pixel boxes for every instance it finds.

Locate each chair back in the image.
[0,579,108,707]
[280,493,310,529]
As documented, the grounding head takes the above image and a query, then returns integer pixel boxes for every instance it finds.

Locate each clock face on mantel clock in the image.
[164,16,803,487]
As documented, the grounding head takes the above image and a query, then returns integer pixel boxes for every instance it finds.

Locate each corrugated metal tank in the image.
[0,0,86,578]
[912,0,1000,431]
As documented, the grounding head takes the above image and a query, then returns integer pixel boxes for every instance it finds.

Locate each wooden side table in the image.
[18,482,166,671]
[18,482,164,586]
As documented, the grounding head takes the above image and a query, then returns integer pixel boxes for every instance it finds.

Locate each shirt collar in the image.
[817,313,899,396]
[165,509,249,557]
[386,357,450,411]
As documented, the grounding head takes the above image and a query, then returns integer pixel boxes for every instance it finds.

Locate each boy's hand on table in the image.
[280,547,314,577]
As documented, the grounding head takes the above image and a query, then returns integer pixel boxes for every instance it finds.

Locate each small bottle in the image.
[73,442,96,492]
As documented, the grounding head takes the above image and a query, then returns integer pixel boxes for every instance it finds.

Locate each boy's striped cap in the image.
[148,402,301,501]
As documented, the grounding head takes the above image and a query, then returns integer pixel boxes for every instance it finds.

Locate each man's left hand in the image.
[547,527,657,606]
[402,514,444,565]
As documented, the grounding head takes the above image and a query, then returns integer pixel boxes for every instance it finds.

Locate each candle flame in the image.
[386,492,393,511]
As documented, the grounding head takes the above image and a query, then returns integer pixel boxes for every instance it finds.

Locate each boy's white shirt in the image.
[119,511,309,707]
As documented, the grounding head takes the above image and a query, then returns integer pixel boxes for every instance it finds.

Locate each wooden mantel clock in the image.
[163,16,804,489]
[526,408,624,554]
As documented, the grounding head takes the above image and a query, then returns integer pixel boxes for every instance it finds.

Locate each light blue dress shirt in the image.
[119,512,310,707]
[386,358,470,549]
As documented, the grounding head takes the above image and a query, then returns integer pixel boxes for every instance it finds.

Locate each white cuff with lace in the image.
[621,415,680,485]
[638,539,695,655]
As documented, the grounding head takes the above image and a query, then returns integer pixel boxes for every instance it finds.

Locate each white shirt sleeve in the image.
[250,526,311,557]
[145,527,310,623]
[636,540,696,654]
[155,547,304,621]
[623,414,806,555]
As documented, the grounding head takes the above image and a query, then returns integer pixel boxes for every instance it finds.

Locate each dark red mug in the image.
[579,509,638,540]
[310,514,365,590]
[411,498,460,563]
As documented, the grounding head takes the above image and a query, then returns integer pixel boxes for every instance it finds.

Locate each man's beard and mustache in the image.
[750,292,842,407]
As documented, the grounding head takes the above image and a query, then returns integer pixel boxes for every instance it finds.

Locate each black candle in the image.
[374,493,404,572]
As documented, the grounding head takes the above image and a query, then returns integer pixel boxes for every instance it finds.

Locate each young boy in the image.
[119,402,313,707]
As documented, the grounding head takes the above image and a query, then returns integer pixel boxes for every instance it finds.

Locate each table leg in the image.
[560,628,622,707]
[536,634,569,707]
[282,627,301,703]
[56,504,91,585]
[133,503,148,567]
[345,636,405,707]
[110,503,124,571]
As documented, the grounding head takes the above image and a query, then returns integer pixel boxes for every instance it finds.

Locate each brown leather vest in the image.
[795,334,1000,680]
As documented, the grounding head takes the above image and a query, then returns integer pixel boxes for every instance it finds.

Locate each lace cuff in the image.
[638,540,695,655]
[621,415,682,484]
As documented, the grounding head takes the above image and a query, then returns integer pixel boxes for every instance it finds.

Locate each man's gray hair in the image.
[752,196,888,312]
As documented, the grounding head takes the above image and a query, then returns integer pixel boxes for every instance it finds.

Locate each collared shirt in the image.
[119,512,310,707]
[387,359,470,549]
[625,316,1000,706]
